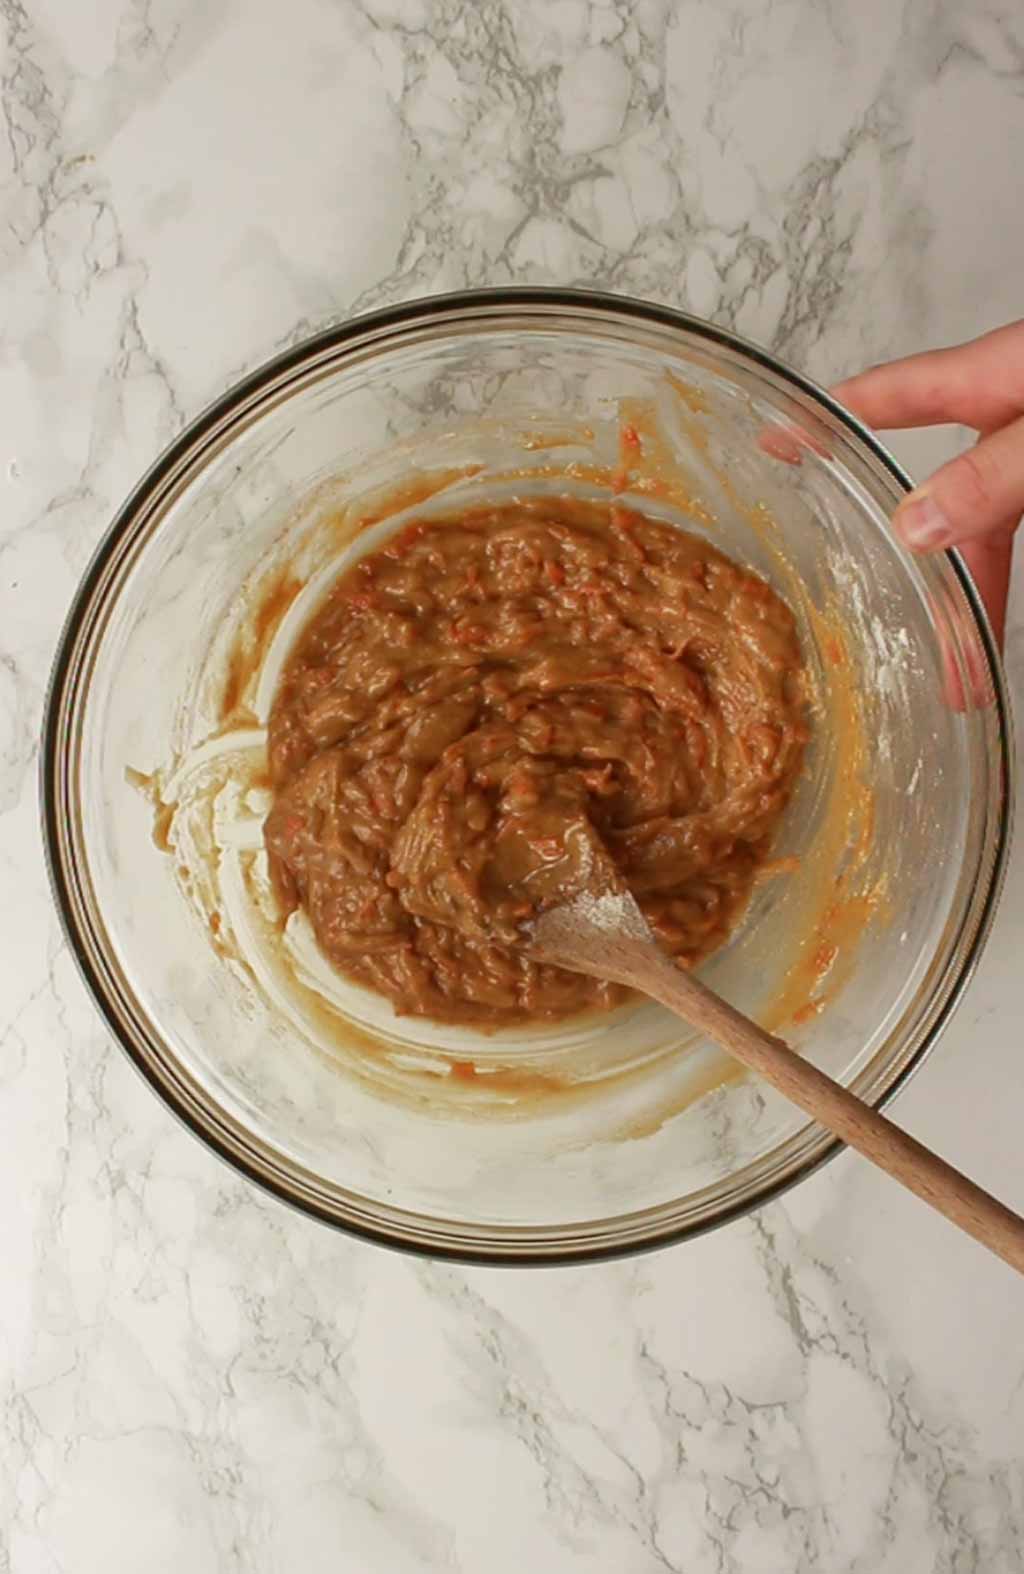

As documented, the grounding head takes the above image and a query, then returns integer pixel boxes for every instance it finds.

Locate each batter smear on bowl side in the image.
[264,498,809,1026]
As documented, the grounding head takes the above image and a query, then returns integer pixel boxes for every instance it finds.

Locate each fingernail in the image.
[894,492,953,551]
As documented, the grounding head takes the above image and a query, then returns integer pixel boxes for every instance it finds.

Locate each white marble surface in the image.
[3,1,1024,1568]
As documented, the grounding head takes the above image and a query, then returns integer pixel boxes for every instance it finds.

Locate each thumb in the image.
[893,411,1024,551]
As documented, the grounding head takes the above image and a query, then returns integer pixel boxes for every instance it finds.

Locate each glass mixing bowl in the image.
[43,289,1013,1263]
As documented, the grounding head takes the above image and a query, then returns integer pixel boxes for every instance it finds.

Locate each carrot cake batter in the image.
[265,499,808,1025]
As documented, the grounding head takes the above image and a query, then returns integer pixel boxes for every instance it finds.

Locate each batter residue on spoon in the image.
[264,498,809,1025]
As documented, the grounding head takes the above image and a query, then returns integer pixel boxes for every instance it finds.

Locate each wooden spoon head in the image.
[523,849,658,989]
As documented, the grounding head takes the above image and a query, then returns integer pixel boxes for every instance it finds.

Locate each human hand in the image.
[832,320,1024,646]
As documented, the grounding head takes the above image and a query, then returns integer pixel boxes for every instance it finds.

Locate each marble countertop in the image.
[3,2,1023,1569]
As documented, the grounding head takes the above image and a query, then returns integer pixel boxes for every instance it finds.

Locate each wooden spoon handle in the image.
[642,956,1024,1275]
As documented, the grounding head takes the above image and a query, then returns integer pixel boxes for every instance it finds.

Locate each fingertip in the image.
[758,424,805,464]
[757,419,832,465]
[892,490,955,552]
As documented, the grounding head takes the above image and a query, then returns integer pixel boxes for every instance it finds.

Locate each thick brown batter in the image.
[265,499,808,1025]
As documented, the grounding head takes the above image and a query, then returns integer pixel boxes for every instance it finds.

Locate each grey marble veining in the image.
[2,1,1023,1570]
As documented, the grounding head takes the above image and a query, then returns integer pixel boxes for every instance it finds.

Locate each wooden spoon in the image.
[527,875,1024,1274]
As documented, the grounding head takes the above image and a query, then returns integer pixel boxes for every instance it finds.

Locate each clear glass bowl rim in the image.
[41,286,1015,1265]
